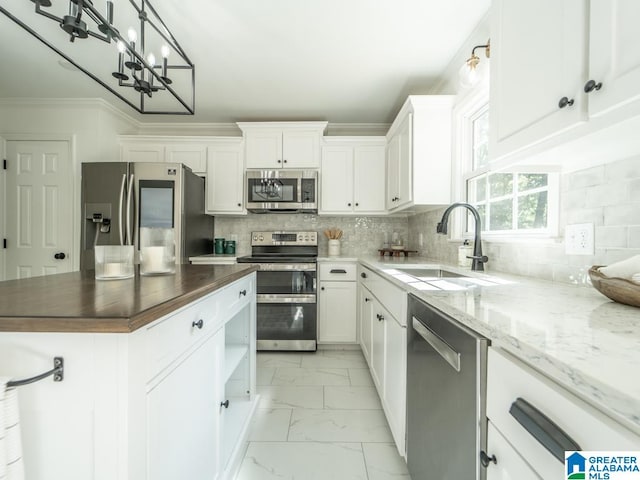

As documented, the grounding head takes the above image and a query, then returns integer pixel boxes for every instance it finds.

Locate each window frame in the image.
[450,88,560,241]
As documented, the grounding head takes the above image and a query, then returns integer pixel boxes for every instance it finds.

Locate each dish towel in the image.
[0,379,25,480]
[599,254,640,280]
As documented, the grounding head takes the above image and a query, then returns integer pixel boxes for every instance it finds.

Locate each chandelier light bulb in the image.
[147,53,156,67]
[116,40,126,54]
[161,45,171,58]
[127,28,137,43]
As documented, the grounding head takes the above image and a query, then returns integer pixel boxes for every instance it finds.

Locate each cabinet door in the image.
[206,143,245,214]
[121,143,165,163]
[359,287,373,363]
[588,0,640,117]
[166,144,207,174]
[489,0,588,160]
[147,331,223,480]
[370,300,387,393]
[320,147,354,213]
[245,130,282,169]
[282,129,320,168]
[486,422,539,480]
[318,281,357,343]
[354,146,386,213]
[386,135,400,210]
[384,315,406,456]
[395,115,412,209]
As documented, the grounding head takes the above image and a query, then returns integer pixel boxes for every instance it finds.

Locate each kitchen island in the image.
[0,264,258,480]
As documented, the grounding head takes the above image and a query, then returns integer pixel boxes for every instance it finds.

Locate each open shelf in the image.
[224,344,249,384]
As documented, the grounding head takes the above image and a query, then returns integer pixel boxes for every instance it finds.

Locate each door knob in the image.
[584,79,602,93]
[558,97,574,109]
[54,252,66,260]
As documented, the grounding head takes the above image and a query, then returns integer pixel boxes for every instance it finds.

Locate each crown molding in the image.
[325,123,390,136]
[137,122,242,136]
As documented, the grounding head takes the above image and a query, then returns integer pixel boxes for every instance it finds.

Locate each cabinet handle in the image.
[509,397,581,462]
[360,272,367,279]
[376,314,384,321]
[584,79,602,93]
[480,451,497,468]
[192,319,204,329]
[558,96,574,109]
[239,289,247,297]
[221,400,230,409]
[330,269,347,274]
[54,252,66,260]
[364,297,370,302]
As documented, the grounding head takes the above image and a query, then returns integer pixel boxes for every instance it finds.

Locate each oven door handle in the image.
[256,264,317,272]
[257,294,316,304]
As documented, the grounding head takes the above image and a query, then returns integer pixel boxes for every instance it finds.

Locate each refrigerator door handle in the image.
[126,174,134,245]
[118,174,127,245]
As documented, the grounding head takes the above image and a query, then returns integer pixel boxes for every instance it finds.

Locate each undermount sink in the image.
[394,268,467,279]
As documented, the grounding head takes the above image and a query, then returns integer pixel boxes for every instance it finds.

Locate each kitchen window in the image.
[453,90,559,238]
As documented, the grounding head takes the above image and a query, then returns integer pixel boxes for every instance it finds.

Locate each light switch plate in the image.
[565,223,595,255]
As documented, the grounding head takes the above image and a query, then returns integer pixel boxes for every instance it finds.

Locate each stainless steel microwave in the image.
[246,170,318,213]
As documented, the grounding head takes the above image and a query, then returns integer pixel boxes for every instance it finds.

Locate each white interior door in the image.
[4,140,73,280]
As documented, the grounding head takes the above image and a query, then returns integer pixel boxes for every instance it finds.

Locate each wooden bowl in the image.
[588,266,640,308]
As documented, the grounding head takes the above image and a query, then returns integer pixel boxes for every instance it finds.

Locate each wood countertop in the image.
[0,264,258,333]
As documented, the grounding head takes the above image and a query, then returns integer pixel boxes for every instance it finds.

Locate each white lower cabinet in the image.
[486,347,640,479]
[0,273,257,480]
[358,264,407,457]
[318,262,358,344]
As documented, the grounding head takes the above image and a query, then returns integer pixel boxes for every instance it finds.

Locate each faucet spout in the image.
[436,202,488,271]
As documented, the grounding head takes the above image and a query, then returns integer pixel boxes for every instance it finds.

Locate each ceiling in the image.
[0,0,490,124]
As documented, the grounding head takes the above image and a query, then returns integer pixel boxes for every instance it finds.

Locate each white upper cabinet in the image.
[206,139,245,215]
[490,0,640,167]
[320,138,386,215]
[119,136,209,174]
[489,0,589,161]
[588,0,640,117]
[385,96,454,212]
[238,122,327,169]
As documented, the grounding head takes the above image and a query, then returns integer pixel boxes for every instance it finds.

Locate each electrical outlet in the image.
[565,223,595,255]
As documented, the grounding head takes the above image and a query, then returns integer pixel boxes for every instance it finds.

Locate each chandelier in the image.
[0,0,195,115]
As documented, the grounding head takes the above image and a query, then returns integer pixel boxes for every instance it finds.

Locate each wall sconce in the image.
[0,0,195,115]
[459,40,490,89]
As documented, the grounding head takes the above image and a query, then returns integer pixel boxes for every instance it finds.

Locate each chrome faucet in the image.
[436,202,489,271]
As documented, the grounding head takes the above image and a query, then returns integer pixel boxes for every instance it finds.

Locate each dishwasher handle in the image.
[509,397,581,463]
[412,317,461,372]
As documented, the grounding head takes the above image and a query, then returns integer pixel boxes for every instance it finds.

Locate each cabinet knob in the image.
[480,451,497,467]
[283,159,288,163]
[237,203,242,207]
[192,319,204,329]
[584,79,603,93]
[376,314,384,321]
[355,203,359,207]
[558,96,574,109]
[364,297,370,302]
[54,252,66,260]
[347,203,352,207]
[360,272,367,279]
[239,289,247,297]
[277,159,282,163]
[221,400,230,409]
[321,286,325,291]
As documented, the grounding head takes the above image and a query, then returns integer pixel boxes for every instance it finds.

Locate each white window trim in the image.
[450,88,560,242]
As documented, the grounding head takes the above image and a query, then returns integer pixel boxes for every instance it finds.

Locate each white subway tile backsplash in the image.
[628,227,640,248]
[604,155,640,182]
[568,165,605,189]
[603,203,639,226]
[584,183,629,208]
[595,226,628,248]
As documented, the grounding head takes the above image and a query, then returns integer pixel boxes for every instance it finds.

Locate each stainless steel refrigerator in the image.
[80,162,214,270]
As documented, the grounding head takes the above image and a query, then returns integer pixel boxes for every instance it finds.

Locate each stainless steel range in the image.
[237,231,318,351]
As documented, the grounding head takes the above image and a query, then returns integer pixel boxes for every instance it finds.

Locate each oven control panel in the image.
[251,231,317,246]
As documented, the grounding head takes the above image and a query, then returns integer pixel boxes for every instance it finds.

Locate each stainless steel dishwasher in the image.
[406,294,489,480]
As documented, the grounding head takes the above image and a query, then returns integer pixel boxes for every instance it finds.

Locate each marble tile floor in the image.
[236,350,412,480]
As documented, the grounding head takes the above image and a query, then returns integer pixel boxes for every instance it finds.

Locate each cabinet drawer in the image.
[359,266,406,326]
[217,274,255,321]
[486,422,538,480]
[319,262,357,281]
[487,348,640,479]
[146,292,222,381]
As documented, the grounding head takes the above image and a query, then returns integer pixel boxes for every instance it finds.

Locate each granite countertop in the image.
[358,255,640,436]
[0,264,258,333]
